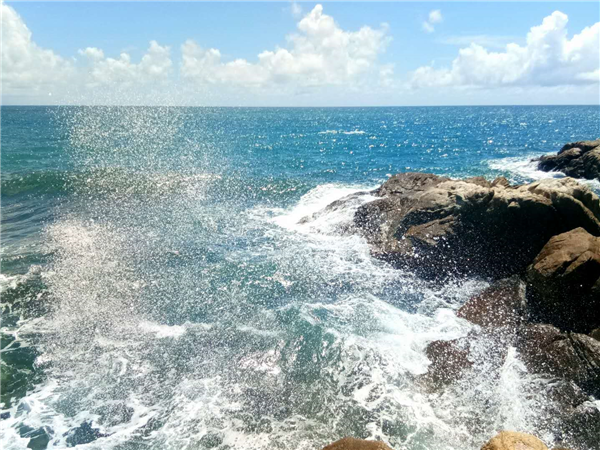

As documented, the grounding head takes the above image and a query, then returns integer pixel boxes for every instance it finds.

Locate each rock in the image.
[517,324,600,398]
[590,328,600,341]
[457,276,527,329]
[350,174,600,279]
[536,140,600,181]
[526,228,600,332]
[199,432,223,448]
[423,339,473,386]
[321,437,393,450]
[480,431,548,450]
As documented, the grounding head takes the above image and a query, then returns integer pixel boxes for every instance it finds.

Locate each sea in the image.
[1,105,599,450]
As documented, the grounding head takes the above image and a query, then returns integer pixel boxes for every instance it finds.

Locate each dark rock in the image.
[536,140,600,181]
[350,174,600,279]
[517,324,600,398]
[457,276,526,329]
[423,339,473,386]
[590,328,600,341]
[321,437,393,450]
[199,432,223,448]
[526,228,600,333]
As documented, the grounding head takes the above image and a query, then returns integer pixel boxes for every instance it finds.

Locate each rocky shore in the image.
[308,142,600,450]
[535,140,600,180]
[322,432,563,450]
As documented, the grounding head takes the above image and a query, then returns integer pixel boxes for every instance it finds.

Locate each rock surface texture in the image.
[321,438,393,450]
[537,140,600,181]
[350,173,600,279]
[480,431,548,450]
[526,227,600,333]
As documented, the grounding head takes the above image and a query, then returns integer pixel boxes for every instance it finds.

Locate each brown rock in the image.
[423,339,472,386]
[321,438,393,450]
[526,227,600,332]
[349,174,600,279]
[517,324,600,398]
[590,328,600,341]
[457,276,526,329]
[480,431,548,450]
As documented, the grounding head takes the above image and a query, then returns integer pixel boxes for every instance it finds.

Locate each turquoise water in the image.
[1,105,599,450]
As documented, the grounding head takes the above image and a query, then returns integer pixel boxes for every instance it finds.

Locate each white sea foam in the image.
[487,155,600,192]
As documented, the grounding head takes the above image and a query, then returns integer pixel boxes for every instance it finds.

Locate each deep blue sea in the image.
[2,105,599,450]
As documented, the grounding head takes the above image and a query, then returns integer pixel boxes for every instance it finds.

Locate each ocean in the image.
[1,105,599,450]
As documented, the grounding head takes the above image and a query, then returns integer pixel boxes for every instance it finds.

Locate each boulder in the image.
[536,140,600,180]
[457,276,527,329]
[321,438,393,450]
[422,339,473,387]
[517,324,600,398]
[349,174,600,279]
[526,228,600,332]
[480,431,548,450]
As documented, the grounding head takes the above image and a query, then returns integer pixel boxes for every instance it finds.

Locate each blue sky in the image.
[2,1,600,106]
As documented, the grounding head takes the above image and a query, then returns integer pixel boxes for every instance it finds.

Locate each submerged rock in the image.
[321,437,393,450]
[526,227,600,333]
[536,140,600,181]
[350,173,600,279]
[480,431,548,450]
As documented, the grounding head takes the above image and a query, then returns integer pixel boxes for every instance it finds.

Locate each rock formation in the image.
[536,140,600,181]
[348,173,600,279]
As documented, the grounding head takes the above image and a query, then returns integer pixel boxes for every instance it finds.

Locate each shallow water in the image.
[1,105,599,449]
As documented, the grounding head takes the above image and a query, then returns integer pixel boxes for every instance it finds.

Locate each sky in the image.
[2,1,599,106]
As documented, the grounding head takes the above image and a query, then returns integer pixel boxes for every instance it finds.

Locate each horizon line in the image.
[2,104,600,108]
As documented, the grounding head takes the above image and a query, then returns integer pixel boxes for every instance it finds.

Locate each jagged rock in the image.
[457,276,527,329]
[481,431,548,450]
[321,437,393,450]
[517,324,600,398]
[590,328,600,341]
[536,140,600,180]
[349,173,600,279]
[526,228,600,332]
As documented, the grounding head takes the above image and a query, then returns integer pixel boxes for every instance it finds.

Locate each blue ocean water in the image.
[1,105,599,450]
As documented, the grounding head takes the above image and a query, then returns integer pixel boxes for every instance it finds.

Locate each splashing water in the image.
[2,106,599,450]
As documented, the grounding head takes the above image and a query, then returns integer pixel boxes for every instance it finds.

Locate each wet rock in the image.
[321,437,393,450]
[457,276,527,329]
[480,431,548,450]
[517,324,600,398]
[350,174,600,279]
[536,140,600,181]
[422,339,473,386]
[526,227,600,333]
[199,432,224,448]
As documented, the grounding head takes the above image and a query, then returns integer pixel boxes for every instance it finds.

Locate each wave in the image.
[487,155,600,192]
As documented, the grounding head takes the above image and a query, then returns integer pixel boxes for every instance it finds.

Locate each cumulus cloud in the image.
[412,11,600,88]
[423,9,443,33]
[181,4,391,90]
[80,41,173,88]
[1,2,74,94]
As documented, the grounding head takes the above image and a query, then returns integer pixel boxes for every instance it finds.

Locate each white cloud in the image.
[1,3,74,94]
[80,41,173,88]
[429,10,443,25]
[411,11,600,88]
[423,9,443,33]
[181,4,391,90]
[290,1,302,18]
[422,22,435,34]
